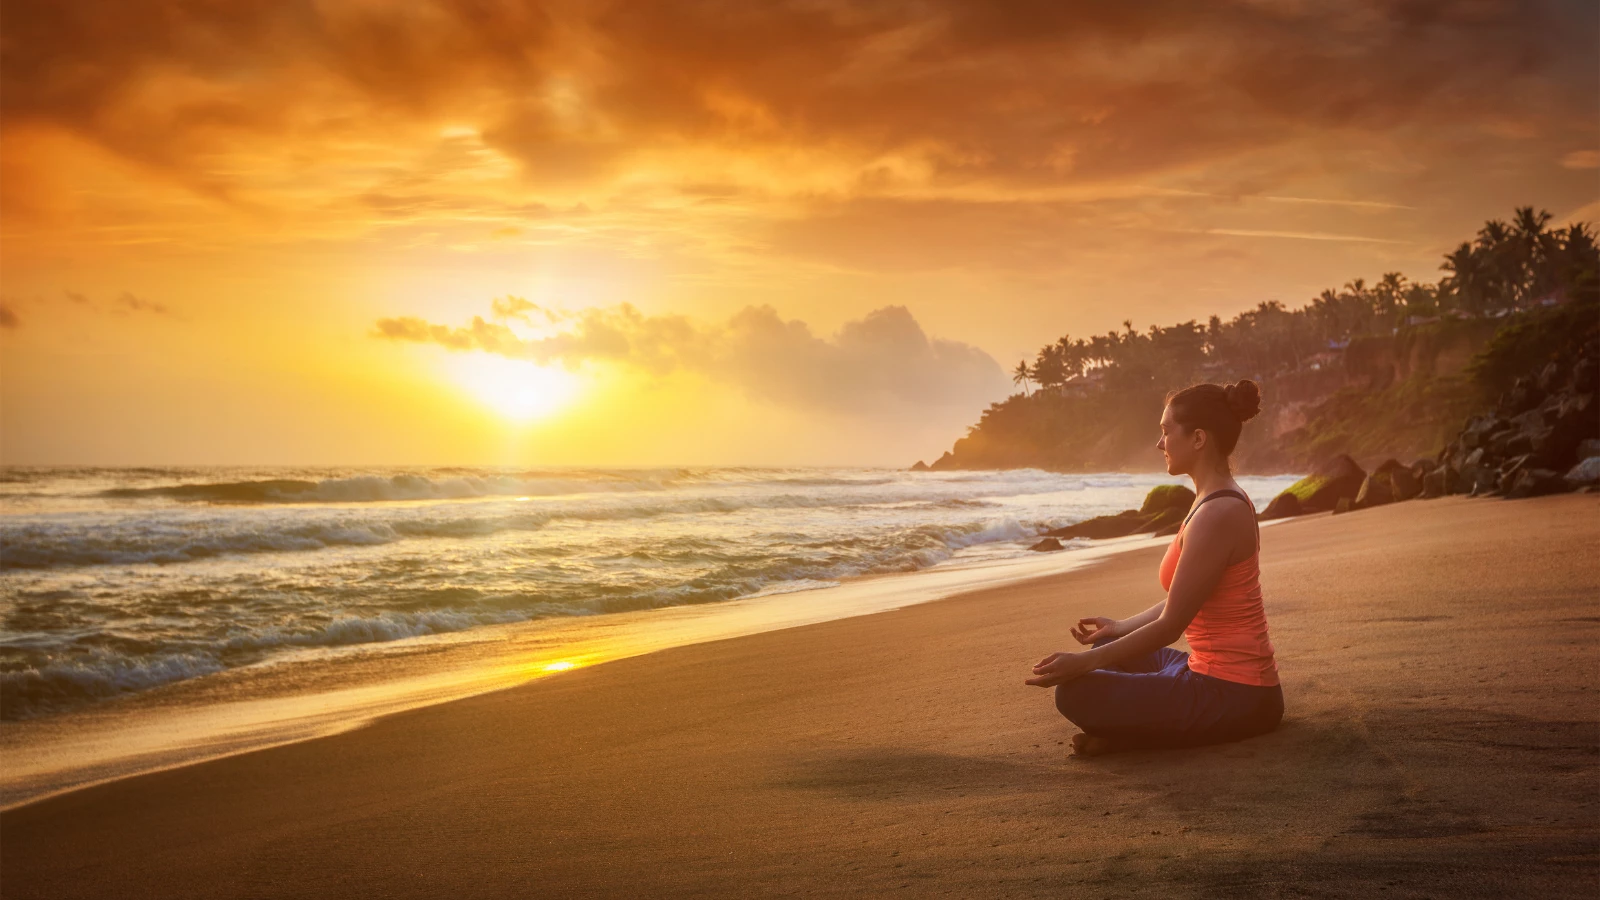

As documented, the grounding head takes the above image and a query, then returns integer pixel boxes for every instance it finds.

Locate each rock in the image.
[1487,429,1517,458]
[1390,466,1422,501]
[1465,466,1500,496]
[1421,464,1457,498]
[1501,431,1534,459]
[1139,484,1196,515]
[1029,537,1065,552]
[1568,352,1593,390]
[1461,417,1507,450]
[1279,453,1367,513]
[1372,458,1405,476]
[1537,361,1561,393]
[1259,491,1302,520]
[1153,521,1182,537]
[1578,439,1600,461]
[1408,459,1434,486]
[1354,473,1393,509]
[909,460,929,472]
[1505,467,1569,499]
[1509,408,1546,433]
[1141,505,1186,533]
[1564,456,1600,486]
[1546,392,1599,470]
[1047,503,1189,540]
[1333,497,1353,515]
[928,451,958,471]
[1046,514,1148,540]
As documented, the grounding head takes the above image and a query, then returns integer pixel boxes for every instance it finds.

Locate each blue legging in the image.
[1053,635,1284,749]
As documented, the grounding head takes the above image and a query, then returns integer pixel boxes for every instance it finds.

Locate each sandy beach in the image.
[4,492,1597,898]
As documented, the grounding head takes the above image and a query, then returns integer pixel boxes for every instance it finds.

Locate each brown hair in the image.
[1164,380,1262,469]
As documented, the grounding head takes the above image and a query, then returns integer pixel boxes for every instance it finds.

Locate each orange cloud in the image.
[374,301,1007,413]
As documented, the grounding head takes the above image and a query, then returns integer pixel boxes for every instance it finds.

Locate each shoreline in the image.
[1,522,1216,811]
[5,493,1595,898]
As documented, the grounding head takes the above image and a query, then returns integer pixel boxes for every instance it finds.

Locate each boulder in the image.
[1278,453,1367,513]
[1504,467,1569,499]
[1333,497,1353,515]
[1260,491,1302,520]
[1466,473,1492,496]
[909,460,929,472]
[1047,503,1189,540]
[1568,352,1593,390]
[1353,473,1394,509]
[1045,514,1148,540]
[1546,392,1598,470]
[1421,464,1457,498]
[1141,505,1187,533]
[1139,484,1196,515]
[1536,360,1561,393]
[1373,458,1407,477]
[1389,466,1422,501]
[1153,521,1182,537]
[1487,429,1518,459]
[1509,408,1547,434]
[1408,459,1434,489]
[1577,438,1600,461]
[1564,456,1600,487]
[1028,537,1065,552]
[1461,417,1507,451]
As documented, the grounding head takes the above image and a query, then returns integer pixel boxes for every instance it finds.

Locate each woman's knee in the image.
[1053,678,1096,724]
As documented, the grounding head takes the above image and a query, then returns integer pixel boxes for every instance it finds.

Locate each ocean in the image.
[0,465,1301,725]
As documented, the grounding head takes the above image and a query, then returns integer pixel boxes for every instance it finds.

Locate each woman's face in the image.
[1157,404,1203,476]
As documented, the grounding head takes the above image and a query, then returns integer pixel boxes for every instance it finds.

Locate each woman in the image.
[1024,380,1284,757]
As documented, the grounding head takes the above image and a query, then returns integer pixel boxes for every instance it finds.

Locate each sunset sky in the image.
[2,0,1596,467]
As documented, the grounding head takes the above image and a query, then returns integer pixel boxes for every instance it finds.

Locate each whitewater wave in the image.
[0,516,1064,719]
[98,472,679,505]
[0,607,567,720]
[0,651,227,720]
[2,487,1060,571]
[2,466,1291,722]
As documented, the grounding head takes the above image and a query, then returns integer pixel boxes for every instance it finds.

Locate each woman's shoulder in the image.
[1184,487,1258,562]
[1184,490,1257,538]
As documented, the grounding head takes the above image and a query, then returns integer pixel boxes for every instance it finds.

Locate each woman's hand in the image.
[1070,617,1119,645]
[1026,650,1098,687]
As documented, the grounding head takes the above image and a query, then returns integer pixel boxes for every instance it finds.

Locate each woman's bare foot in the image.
[1070,732,1115,757]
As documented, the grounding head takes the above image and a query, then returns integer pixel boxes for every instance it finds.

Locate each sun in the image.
[447,353,582,421]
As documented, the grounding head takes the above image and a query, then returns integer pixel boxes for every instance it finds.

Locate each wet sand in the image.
[4,493,1597,898]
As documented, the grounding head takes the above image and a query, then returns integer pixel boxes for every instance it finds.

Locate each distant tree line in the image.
[1010,207,1598,397]
[945,207,1599,473]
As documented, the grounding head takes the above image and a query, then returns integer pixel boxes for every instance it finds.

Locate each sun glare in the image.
[448,354,582,421]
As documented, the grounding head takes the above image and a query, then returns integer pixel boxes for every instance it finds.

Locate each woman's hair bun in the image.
[1224,379,1262,423]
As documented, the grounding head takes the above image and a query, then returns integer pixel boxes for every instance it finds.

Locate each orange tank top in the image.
[1158,490,1280,687]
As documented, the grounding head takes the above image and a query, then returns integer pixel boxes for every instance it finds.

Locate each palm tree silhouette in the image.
[1012,360,1033,396]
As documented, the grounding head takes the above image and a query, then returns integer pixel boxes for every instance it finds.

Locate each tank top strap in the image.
[1181,488,1251,527]
[1181,488,1259,554]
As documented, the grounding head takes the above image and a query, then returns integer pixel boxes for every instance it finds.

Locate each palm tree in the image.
[1513,206,1556,304]
[1012,360,1033,397]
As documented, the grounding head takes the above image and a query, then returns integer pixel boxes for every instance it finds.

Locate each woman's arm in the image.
[1108,601,1165,639]
[1028,502,1245,687]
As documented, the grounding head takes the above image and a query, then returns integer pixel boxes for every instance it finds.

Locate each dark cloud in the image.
[37,290,174,317]
[3,0,1592,196]
[373,301,1007,413]
[115,292,170,315]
